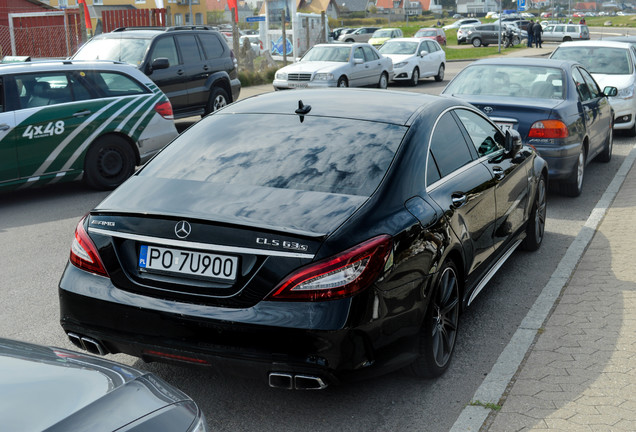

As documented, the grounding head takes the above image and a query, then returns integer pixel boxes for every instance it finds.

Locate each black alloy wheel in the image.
[406,260,460,378]
[522,175,547,251]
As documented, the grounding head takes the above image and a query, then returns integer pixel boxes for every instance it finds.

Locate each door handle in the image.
[73,110,91,117]
[451,193,467,208]
[0,123,10,131]
[492,166,505,180]
[177,69,185,75]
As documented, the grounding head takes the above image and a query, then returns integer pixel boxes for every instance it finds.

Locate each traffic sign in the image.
[246,16,266,22]
[517,0,527,11]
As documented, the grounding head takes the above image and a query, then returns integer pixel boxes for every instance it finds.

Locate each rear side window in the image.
[198,33,225,59]
[72,37,152,66]
[427,112,473,183]
[86,72,149,97]
[176,34,202,62]
[140,113,407,196]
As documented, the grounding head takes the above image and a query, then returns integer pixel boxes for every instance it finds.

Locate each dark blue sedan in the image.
[442,58,616,197]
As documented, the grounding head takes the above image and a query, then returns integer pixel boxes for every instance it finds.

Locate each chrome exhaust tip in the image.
[80,336,107,355]
[67,332,84,350]
[268,372,328,390]
[269,373,293,389]
[294,375,328,390]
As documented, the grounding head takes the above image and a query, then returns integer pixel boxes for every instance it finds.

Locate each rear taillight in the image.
[267,235,393,302]
[69,217,108,277]
[528,120,569,139]
[154,101,174,120]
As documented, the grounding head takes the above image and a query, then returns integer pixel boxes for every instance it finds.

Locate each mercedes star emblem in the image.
[174,221,192,239]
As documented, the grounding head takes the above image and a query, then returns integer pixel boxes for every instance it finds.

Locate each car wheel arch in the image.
[91,132,140,165]
[205,71,234,101]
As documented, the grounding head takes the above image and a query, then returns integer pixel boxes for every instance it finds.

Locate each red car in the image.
[414,27,447,46]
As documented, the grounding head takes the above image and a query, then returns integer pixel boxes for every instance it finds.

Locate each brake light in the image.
[528,120,569,139]
[69,217,109,277]
[154,101,174,120]
[267,235,393,302]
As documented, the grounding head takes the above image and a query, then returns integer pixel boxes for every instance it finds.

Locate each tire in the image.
[434,64,445,82]
[345,38,354,43]
[472,38,482,47]
[627,121,636,137]
[83,135,136,190]
[521,175,547,251]
[564,36,572,41]
[337,76,348,87]
[377,72,388,89]
[513,36,520,45]
[596,126,613,163]
[204,87,229,116]
[410,67,420,86]
[406,260,460,378]
[560,147,586,197]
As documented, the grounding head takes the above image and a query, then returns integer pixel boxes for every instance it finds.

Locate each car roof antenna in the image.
[295,100,311,122]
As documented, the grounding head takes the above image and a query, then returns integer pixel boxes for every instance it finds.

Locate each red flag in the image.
[227,0,238,22]
[78,0,93,29]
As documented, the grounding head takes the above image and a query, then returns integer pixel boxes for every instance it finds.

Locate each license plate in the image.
[288,82,308,88]
[496,122,515,132]
[139,245,238,281]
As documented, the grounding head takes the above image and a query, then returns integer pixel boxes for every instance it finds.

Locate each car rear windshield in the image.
[72,37,152,66]
[140,113,407,196]
[551,46,633,75]
[444,65,566,100]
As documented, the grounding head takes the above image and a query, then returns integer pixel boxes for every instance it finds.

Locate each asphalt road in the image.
[1,54,634,431]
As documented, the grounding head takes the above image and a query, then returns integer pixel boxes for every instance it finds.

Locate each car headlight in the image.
[394,61,408,68]
[275,71,287,80]
[313,73,334,81]
[616,86,635,100]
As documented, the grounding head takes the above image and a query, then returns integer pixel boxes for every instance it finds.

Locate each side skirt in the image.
[467,238,523,307]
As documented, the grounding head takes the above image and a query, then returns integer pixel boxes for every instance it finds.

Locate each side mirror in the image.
[354,58,364,64]
[504,129,523,156]
[149,57,170,73]
[419,50,428,57]
[603,86,618,97]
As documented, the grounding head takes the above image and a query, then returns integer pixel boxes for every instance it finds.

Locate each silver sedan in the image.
[273,43,394,90]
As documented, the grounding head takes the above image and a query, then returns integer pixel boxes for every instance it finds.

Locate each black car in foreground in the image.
[0,338,206,431]
[59,89,547,389]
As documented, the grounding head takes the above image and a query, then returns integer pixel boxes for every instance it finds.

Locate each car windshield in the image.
[301,46,351,62]
[73,37,152,66]
[415,30,436,37]
[373,30,393,38]
[378,41,419,55]
[444,65,566,99]
[551,46,633,75]
[140,113,407,196]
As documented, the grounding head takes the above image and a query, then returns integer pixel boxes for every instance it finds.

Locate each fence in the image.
[0,11,82,59]
[102,9,166,33]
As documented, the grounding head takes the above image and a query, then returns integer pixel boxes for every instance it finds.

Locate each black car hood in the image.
[96,176,369,237]
[0,339,191,432]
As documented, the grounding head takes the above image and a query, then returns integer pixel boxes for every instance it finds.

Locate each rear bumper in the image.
[528,139,582,181]
[58,264,421,385]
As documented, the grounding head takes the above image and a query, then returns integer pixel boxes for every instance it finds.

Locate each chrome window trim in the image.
[88,227,316,259]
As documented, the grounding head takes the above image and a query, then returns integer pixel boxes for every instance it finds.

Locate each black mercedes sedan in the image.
[0,338,206,431]
[59,89,547,389]
[442,58,616,197]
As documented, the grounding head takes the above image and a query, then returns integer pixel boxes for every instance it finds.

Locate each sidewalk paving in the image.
[482,155,636,431]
